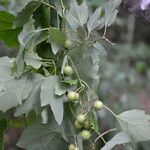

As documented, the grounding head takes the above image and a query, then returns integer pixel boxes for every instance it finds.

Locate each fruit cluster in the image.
[62,43,104,149]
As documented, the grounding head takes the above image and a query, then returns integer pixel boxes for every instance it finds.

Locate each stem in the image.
[80,79,95,95]
[104,105,124,129]
[94,128,116,143]
[82,26,88,39]
[69,103,77,118]
[41,1,57,10]
[104,105,117,118]
[24,115,28,127]
[101,136,107,144]
[60,0,67,29]
[102,36,115,46]
[68,56,84,87]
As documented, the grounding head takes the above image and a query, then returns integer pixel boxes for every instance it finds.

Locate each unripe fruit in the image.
[75,120,83,129]
[64,40,73,49]
[77,114,86,124]
[74,147,79,150]
[84,121,91,129]
[94,100,103,111]
[67,91,76,101]
[69,144,75,150]
[67,91,79,101]
[75,93,79,100]
[80,130,91,140]
[64,66,73,76]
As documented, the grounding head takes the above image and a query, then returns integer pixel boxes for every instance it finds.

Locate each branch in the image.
[95,128,116,143]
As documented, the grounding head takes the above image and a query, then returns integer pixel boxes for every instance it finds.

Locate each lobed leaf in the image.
[87,7,104,33]
[14,1,42,27]
[101,132,131,150]
[15,74,45,117]
[40,76,65,125]
[17,118,68,150]
[0,11,21,47]
[117,109,150,142]
[66,0,88,29]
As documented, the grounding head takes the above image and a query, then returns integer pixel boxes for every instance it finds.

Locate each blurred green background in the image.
[0,0,150,149]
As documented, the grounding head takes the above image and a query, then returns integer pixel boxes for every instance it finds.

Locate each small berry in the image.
[74,147,79,150]
[80,130,91,140]
[64,40,73,49]
[67,91,76,101]
[64,66,73,76]
[75,93,79,100]
[94,100,103,111]
[84,121,91,129]
[77,114,86,124]
[75,120,83,129]
[68,144,75,150]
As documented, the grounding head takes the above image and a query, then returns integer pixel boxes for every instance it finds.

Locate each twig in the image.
[95,128,116,143]
[41,1,57,10]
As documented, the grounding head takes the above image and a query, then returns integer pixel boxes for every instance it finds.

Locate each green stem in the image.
[80,79,95,95]
[69,103,77,118]
[104,105,124,129]
[41,1,57,10]
[68,56,84,87]
[95,128,116,143]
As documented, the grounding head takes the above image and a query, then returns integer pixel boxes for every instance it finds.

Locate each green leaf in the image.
[0,28,22,47]
[117,109,150,142]
[0,11,15,30]
[24,50,43,69]
[55,81,75,96]
[61,79,78,86]
[11,111,37,128]
[13,46,25,78]
[14,1,42,27]
[0,62,33,112]
[51,42,62,55]
[19,20,49,49]
[0,11,22,47]
[33,5,50,28]
[87,7,104,33]
[47,28,66,55]
[89,110,99,132]
[40,76,65,125]
[104,0,122,27]
[66,0,88,29]
[0,57,13,81]
[101,132,131,150]
[84,42,106,64]
[15,74,45,117]
[69,46,100,83]
[17,117,68,150]
[48,28,66,46]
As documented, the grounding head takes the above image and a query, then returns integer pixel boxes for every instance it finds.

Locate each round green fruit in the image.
[94,100,103,111]
[64,40,73,49]
[75,93,79,100]
[74,147,79,150]
[64,66,73,76]
[75,120,83,129]
[69,144,75,150]
[77,114,86,124]
[80,130,91,140]
[84,121,91,129]
[67,91,76,101]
